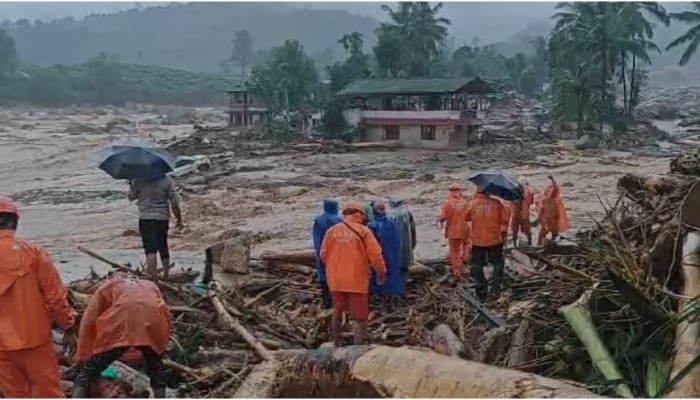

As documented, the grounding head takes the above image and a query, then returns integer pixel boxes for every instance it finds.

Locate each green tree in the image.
[83,52,127,105]
[374,2,451,77]
[667,2,700,66]
[0,30,18,80]
[230,30,254,77]
[248,39,318,112]
[549,2,661,130]
[338,32,364,59]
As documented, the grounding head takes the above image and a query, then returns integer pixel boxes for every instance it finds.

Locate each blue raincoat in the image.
[368,214,404,297]
[312,199,342,283]
[388,197,417,270]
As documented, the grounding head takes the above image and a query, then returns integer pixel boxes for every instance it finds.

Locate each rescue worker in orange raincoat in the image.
[536,175,570,246]
[0,196,76,398]
[464,189,509,300]
[437,183,471,279]
[320,201,387,347]
[512,176,536,247]
[71,273,172,398]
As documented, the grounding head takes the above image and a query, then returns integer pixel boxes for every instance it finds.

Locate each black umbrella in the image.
[98,145,175,181]
[468,170,523,201]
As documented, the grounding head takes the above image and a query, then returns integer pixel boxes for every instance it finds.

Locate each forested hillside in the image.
[0,2,379,72]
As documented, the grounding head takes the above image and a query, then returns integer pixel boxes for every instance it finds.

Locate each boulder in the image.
[206,233,252,274]
[575,134,600,150]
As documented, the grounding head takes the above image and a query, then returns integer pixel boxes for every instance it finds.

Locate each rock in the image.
[416,173,435,182]
[575,134,600,150]
[103,117,137,134]
[679,118,700,127]
[206,233,252,274]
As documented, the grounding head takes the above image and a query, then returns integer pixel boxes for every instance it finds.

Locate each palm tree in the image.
[552,2,659,122]
[667,2,700,66]
[338,32,364,59]
[376,2,451,76]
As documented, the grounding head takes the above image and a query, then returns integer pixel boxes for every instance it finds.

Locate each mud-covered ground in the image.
[0,105,677,277]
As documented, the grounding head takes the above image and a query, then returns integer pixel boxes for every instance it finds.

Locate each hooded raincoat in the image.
[312,200,342,283]
[74,275,172,364]
[0,229,75,398]
[368,211,403,297]
[388,197,416,269]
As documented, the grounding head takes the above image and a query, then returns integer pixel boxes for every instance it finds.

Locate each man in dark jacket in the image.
[312,199,342,309]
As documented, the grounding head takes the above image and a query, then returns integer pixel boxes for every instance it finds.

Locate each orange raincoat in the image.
[537,181,570,241]
[320,213,387,294]
[74,276,172,364]
[465,193,509,247]
[0,230,75,398]
[440,189,471,277]
[511,185,536,234]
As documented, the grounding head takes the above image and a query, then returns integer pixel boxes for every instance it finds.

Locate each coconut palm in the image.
[667,2,700,66]
[338,32,364,59]
[376,2,451,76]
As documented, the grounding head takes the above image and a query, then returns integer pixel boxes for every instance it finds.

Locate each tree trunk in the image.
[278,345,603,398]
[629,54,637,115]
[620,52,627,116]
[667,231,700,397]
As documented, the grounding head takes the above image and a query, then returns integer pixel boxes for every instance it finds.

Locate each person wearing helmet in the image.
[0,196,76,398]
[437,183,472,279]
[320,201,387,346]
[71,273,172,398]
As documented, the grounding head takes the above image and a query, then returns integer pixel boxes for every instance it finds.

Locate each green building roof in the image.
[337,76,495,96]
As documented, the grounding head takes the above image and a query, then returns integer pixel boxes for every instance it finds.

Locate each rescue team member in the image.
[0,196,76,398]
[537,175,570,246]
[312,199,342,310]
[437,183,471,279]
[321,202,386,346]
[464,189,509,300]
[388,196,417,271]
[72,273,172,398]
[368,202,402,312]
[128,174,183,280]
[512,176,536,247]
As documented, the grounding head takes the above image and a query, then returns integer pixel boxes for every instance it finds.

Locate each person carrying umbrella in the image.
[437,183,471,280]
[98,145,183,280]
[0,196,76,398]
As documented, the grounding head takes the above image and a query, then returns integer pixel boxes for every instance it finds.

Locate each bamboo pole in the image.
[559,285,634,398]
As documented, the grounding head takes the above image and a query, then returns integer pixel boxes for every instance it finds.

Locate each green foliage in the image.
[230,30,254,76]
[0,29,18,80]
[374,2,451,77]
[547,2,668,132]
[0,56,239,106]
[667,2,700,66]
[1,3,378,73]
[248,39,319,112]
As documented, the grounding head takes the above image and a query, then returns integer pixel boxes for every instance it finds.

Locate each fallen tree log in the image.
[232,361,279,398]
[261,249,448,273]
[272,345,602,398]
[668,231,700,398]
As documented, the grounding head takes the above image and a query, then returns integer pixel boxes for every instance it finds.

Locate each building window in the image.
[383,126,399,140]
[421,125,436,140]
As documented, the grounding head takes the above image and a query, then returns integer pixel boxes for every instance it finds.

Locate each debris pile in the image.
[504,148,700,397]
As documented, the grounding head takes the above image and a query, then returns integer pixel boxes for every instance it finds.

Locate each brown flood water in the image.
[0,107,672,278]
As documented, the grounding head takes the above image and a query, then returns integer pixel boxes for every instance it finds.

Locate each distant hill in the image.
[1,2,379,73]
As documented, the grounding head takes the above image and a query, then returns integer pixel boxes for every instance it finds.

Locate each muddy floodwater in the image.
[0,107,673,278]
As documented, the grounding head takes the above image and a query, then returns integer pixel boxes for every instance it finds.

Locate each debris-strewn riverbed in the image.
[0,105,673,278]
